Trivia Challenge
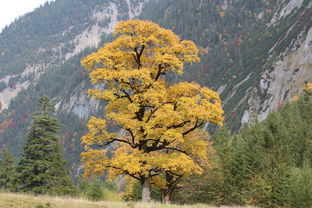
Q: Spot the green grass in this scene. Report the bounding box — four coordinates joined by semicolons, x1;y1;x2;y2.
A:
0;192;256;208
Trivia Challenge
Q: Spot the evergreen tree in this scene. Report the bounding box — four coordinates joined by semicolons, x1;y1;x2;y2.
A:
15;96;73;195
204;126;234;205
0;147;16;190
227;124;269;205
288;166;312;208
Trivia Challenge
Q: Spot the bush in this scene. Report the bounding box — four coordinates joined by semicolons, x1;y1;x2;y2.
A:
78;177;121;201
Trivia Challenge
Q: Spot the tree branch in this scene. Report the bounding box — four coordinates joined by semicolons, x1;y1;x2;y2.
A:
107;165;141;181
134;45;145;69
167;170;183;178
121;90;133;103
182;121;204;136
126;128;137;148
168;120;191;129
99;137;132;147
164;147;190;155
145;101;175;124
154;64;164;81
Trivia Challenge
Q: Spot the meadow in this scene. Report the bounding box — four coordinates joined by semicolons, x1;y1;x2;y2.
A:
0;192;256;208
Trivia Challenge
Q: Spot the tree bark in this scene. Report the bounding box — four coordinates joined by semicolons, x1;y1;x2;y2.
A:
162;189;171;204
141;176;151;202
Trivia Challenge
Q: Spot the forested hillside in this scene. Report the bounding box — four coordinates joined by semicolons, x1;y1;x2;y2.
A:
0;0;311;171
171;86;312;207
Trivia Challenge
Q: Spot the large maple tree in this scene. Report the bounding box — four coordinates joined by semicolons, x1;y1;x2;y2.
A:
81;19;223;202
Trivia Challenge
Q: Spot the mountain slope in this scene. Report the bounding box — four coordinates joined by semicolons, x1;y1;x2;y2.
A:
0;0;148;110
140;0;312;130
0;0;311;170
0;0;149;167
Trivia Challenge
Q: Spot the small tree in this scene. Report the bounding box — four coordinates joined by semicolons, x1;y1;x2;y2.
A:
15;96;73;195
78;177;104;201
81;20;223;202
0;147;16;190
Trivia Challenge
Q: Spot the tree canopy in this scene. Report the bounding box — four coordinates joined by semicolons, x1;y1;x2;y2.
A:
81;19;223;202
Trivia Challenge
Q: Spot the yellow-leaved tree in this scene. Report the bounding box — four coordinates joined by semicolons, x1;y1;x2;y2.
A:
80;19;223;202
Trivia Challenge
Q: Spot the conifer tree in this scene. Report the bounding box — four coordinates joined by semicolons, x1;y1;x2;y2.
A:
227;125;269;205
208;126;235;205
15;96;73;195
0;147;16;190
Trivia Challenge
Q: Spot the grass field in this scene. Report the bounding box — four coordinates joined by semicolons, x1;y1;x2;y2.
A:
0;192;256;208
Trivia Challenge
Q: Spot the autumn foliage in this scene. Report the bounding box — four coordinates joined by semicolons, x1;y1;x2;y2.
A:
80;20;223;202
305;83;312;92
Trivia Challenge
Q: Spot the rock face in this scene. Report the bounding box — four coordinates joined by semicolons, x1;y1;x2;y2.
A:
269;0;305;25
209;0;312;129
241;11;312;124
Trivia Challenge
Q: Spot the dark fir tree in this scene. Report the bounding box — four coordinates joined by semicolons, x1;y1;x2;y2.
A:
15;96;73;195
0;147;16;190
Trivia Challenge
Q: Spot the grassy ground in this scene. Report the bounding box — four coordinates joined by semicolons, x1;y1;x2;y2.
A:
0;192;255;208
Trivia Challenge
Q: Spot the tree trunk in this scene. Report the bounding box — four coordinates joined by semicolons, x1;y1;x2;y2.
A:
162;189;171;204
141;176;151;202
